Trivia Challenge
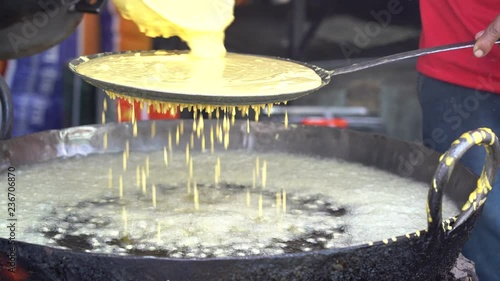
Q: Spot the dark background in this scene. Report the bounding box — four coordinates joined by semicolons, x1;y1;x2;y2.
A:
156;0;421;61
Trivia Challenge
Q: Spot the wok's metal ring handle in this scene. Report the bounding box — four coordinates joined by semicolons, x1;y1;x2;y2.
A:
427;128;500;239
0;75;13;140
73;0;107;14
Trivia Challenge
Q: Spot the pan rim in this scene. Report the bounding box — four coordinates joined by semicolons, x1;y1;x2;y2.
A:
68;50;331;106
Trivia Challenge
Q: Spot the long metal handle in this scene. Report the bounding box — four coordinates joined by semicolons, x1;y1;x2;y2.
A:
427;128;500;243
330;40;500;76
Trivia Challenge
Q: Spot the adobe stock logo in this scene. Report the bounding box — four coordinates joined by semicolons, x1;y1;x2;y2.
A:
341;0;405;60
7;0;65;54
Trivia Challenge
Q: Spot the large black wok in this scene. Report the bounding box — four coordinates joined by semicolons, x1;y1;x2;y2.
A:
0;120;498;281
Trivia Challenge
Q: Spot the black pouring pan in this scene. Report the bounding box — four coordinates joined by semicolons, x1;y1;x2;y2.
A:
0;0;107;139
0;0;106;60
0;75;12;140
68;40;500;106
0;120;498;280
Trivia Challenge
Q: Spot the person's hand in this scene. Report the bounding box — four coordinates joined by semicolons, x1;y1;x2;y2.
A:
474;14;500;57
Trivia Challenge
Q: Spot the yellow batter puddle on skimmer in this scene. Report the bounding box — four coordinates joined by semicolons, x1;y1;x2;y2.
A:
73;52;322;100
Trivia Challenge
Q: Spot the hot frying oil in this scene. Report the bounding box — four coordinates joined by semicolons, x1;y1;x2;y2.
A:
0;150;459;258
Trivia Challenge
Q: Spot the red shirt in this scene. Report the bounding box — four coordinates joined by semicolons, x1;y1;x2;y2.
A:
417;0;500;93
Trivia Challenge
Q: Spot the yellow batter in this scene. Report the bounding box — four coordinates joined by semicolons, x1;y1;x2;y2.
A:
73;51;323;98
112;0;235;58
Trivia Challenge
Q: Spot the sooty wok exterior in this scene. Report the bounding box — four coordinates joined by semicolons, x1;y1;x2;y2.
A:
0;120;497;281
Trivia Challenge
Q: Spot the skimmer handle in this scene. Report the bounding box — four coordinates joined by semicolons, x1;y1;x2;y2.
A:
330;40;500;77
